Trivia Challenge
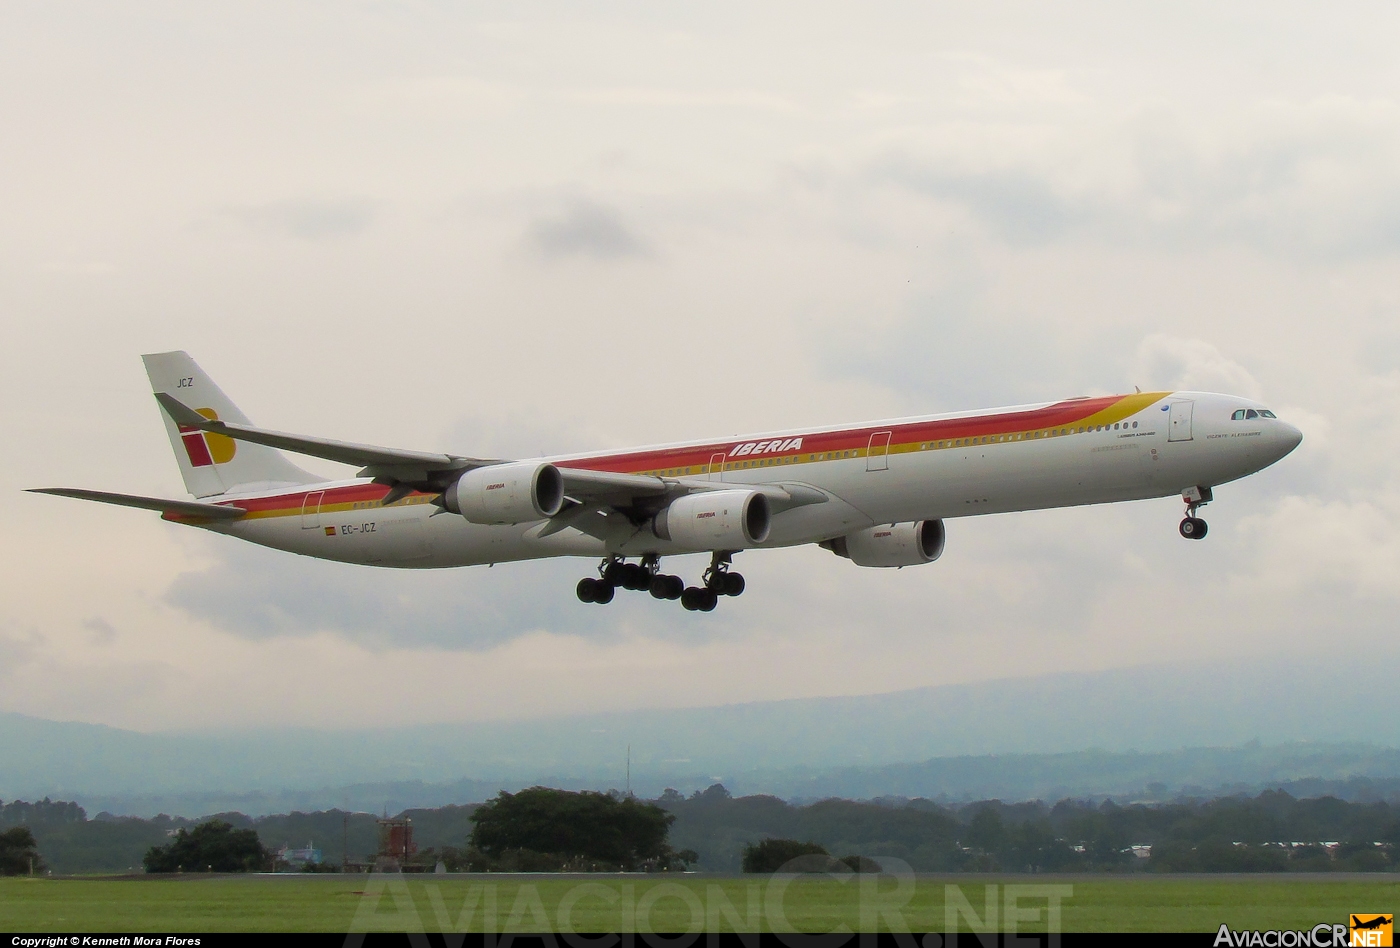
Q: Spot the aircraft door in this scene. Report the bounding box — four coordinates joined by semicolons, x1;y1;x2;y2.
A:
1168;401;1195;442
300;490;325;529
708;452;726;482
867;431;892;471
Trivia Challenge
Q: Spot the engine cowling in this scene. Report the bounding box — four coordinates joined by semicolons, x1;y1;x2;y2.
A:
823;520;945;568
444;461;565;525
653;489;771;549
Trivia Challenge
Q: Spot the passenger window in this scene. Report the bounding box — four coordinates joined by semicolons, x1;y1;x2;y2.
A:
1231;410;1246;420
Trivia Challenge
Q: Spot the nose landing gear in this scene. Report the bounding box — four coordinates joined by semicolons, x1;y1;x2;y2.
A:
1178;486;1212;540
1178;517;1208;539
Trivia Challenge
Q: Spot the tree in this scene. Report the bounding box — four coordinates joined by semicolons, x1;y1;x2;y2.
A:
143;820;268;873
741;839;835;873
0;827;43;875
965;807;1008;854
469;787;682;871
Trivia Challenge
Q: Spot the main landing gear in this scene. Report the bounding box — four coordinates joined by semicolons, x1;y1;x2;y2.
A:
681;551;745;612
576;552;745;612
1178;486;1213;540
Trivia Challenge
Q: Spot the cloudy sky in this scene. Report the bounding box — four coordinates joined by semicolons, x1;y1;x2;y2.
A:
2;2;1397;733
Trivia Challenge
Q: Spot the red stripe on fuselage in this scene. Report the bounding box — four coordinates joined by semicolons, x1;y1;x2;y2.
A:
558;396;1124;473
229;481;397;514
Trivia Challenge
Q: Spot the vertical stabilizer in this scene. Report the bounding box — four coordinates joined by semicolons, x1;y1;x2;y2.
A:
142;351;318;497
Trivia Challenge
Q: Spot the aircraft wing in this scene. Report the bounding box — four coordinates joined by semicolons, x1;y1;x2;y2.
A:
671;477;828;513
27;488;246;521
154;392;496;487
536;475;827;539
558;468;670;501
155;392;830;517
555;470;826;510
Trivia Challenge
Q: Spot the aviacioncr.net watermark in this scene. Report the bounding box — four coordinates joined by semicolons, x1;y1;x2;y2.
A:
341;858;1072;945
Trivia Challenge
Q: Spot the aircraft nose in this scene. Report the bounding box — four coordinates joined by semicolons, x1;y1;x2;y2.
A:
1277;422;1303;456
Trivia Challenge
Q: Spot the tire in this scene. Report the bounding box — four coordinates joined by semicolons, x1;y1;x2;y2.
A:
723;572;746;596
649;575;670;599
593;583;615;604
1179;517;1208;539
576;578;598;603
626;564;650;590
666;575;685;599
699;589;719;612
680;587;702;611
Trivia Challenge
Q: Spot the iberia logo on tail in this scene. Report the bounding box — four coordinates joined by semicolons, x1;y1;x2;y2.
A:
178;409;236;467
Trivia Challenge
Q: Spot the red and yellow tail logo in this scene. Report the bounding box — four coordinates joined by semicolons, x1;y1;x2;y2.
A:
1351;914;1393;947
178;408;236;467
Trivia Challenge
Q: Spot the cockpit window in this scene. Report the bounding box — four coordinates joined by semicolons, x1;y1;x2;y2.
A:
1232;410;1246;420
1232;408;1276;420
1259;409;1277;418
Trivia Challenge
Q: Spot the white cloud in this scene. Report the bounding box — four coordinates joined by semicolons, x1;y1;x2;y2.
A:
218;198;377;240
523;199;651;261
1133;335;1263;398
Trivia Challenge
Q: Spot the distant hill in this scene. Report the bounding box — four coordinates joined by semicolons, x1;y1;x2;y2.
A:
40;744;1400;820
3;651;1398;816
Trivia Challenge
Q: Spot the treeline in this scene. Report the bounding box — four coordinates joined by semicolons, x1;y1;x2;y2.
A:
4;786;1399;875
659;785;1400;872
0;799;478;875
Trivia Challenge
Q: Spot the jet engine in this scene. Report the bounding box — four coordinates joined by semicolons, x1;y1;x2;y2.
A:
653;489;771;549
822;520;945;568
444;461;565;525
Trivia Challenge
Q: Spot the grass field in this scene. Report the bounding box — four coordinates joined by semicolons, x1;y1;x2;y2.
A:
1;874;1396;933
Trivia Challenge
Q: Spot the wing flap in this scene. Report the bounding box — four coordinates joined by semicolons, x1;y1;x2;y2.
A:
557;467;670;503
28;488;247;521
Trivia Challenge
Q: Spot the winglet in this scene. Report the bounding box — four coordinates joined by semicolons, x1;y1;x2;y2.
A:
154;391;217;430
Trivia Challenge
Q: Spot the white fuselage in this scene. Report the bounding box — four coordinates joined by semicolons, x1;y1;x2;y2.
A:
197;391;1301;569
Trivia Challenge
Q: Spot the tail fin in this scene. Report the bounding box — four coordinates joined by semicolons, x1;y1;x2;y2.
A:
143;351;318;497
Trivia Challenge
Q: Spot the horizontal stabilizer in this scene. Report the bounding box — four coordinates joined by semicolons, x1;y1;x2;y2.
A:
27;488;247;521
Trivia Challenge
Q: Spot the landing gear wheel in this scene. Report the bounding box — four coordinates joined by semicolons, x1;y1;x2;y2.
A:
576;578;599;603
680;587;703;611
649;574;670;599
698;588;719;611
722;572;745;597
1178;517;1208;540
593;582;615;603
602;561;625;586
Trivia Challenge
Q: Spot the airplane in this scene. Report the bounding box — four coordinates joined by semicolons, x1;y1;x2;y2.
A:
1351;916;1392;931
29;351;1302;612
